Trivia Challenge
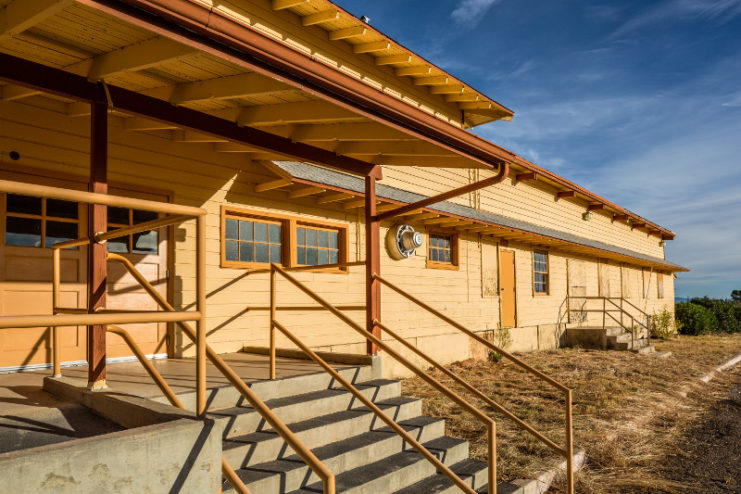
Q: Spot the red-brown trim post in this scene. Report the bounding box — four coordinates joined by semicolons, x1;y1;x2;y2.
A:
87;100;108;389
365;173;381;355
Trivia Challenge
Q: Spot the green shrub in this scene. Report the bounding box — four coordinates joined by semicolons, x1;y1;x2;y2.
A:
650;307;676;339
675;302;717;335
488;324;512;362
690;297;741;333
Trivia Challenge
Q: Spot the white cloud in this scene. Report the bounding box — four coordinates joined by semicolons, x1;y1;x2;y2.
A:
451;0;502;26
611;0;741;39
722;91;741;107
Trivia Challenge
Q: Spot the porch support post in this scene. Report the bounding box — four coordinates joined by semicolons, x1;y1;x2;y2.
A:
87;100;108;389
365;172;381;355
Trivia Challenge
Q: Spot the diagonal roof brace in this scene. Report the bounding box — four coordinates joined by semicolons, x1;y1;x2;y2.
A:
373;162;510;222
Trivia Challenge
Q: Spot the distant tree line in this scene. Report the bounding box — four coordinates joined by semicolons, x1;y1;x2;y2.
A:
675;290;741;335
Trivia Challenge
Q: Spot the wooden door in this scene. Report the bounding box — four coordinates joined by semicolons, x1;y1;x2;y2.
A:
499;250;516;327
105;186;170;359
0;176;88;369
0;174;170;369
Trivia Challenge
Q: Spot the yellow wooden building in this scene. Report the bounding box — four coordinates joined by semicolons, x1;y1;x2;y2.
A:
0;1;686;492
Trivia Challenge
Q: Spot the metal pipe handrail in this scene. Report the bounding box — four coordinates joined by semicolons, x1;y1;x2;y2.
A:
270;263;496;494
105;253;335;494
374;321;565;456
373;273;574;494
0;310;201;329
0;179;205;216
5;177;211;416
105;325;251;494
95;214;191;243
246;260;366;275
272;320;483;494
570;296;650;325
375;275;569;392
603;298;649;331
246;305;366;311
53;214;195;251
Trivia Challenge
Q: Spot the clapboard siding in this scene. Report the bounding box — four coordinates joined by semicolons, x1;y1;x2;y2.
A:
382;166;666;259
0;99;676;369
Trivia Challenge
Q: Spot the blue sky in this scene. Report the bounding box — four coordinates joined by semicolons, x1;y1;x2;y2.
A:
337;0;741;299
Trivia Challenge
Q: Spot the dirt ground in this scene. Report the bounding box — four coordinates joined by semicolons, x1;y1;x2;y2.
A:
660;380;741;493
400;334;741;493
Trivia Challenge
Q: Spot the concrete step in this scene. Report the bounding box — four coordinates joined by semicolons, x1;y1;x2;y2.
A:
393;458;490;493
152;365;374;411
604;326;625;337
223;419;454;493
289;442;471;494
632;344;656;355
607;333;633;346
612;336;650;351
223;396;422;467
210;379;400;439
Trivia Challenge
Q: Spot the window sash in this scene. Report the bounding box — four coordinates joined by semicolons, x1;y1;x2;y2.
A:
428;233;454;264
296;225;340;266
533;251;549;294
221;208;347;271
224;216;282;265
4;194;80;249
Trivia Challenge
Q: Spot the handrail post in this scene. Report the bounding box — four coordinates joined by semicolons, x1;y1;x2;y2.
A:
566;295;570;324
196;215;207;417
270;264;277;380
52;248;62;378
488;421;497;494
565;389;574;494
364;175;381;355
602;297;606;330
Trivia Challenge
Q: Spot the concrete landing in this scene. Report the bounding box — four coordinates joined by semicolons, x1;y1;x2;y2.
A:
0;402;122;454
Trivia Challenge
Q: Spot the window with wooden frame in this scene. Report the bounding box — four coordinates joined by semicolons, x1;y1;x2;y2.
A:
426;231;458;269
106;206;160;255
3;193;81;249
657;273;664;299
296;224;341;266
533;250;549;295
221;206;348;271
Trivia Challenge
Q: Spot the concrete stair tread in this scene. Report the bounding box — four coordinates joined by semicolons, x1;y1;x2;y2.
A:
209;379;400;437
608;333;633;343
222;423;460;492
288;444;469;494
393;458;489;494
632;345;655;354
222;397;421;467
153;364;374;410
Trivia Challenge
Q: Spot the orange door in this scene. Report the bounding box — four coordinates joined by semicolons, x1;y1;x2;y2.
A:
0;176;170;369
105;186;170;359
499;250;516;327
0;177;88;369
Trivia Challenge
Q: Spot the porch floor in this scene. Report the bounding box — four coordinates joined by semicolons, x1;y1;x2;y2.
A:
0;352;357;417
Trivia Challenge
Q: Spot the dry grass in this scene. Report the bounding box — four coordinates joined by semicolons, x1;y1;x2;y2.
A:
400;334;741;493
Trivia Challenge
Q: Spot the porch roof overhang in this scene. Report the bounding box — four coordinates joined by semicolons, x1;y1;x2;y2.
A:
0;0;675;239
265;160;689;273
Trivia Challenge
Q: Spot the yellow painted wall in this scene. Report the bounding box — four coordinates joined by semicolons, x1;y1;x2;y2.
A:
382;166;666;259
0;99;677;377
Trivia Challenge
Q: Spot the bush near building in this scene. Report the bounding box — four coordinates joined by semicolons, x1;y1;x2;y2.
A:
675;291;741;335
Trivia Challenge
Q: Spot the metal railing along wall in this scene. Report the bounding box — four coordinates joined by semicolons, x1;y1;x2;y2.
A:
566;295;651;339
269;263;494;494
0;179;207;416
100;254;336;494
373;274;575;494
